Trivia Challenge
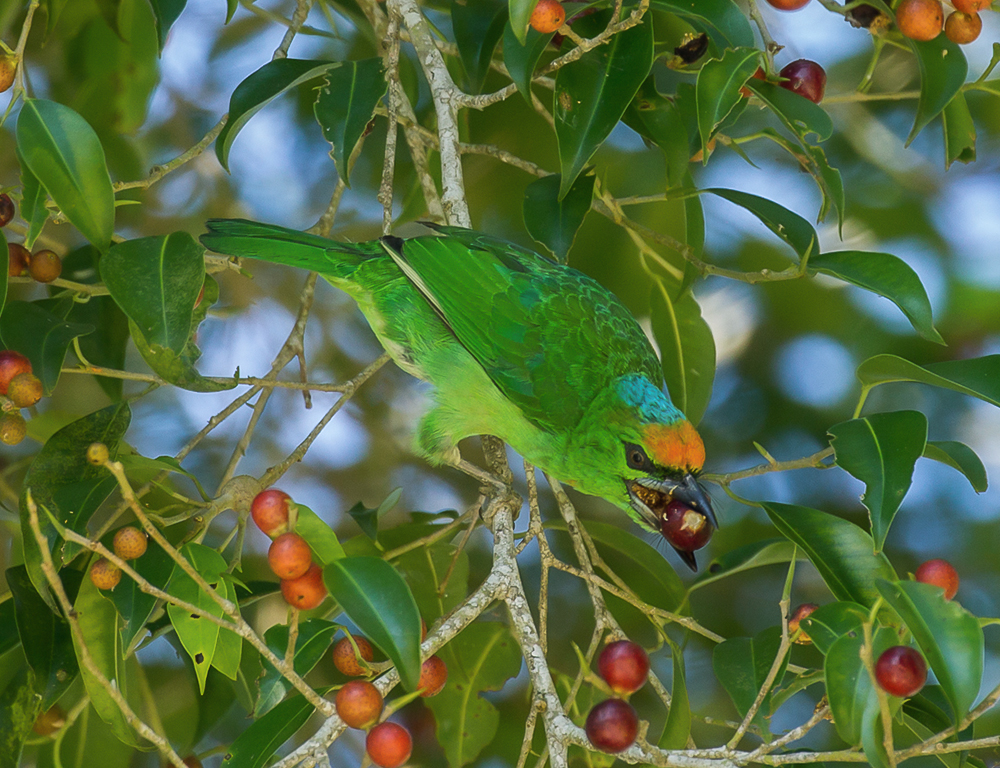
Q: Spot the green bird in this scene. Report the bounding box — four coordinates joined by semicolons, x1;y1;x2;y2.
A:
200;220;716;569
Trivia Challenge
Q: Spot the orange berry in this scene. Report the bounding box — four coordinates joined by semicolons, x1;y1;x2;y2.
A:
896;0;943;40
268;532;313;579
915;558;959;600
530;0;565;33
280;563;326;610
945;10;982;43
332;635;375;676
952;0;989;12
764;0;811;9
788;603;819;644
366;722;413;768
418;655;448;697
28;249;62;283
113;526;148;560
251;488;291;537
335;680;384;728
8;242;29;276
90;558;122;590
0;55;14;94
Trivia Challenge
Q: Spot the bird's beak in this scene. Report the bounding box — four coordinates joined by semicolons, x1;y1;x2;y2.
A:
626;473;718;531
673;547;699;572
672;473;717;529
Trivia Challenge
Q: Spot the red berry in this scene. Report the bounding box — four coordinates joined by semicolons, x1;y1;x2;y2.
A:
945;11;982;43
90;559;122;590
788;603;819;644
953;0;989;11
418;655;448;697
597;640;649;695
915;559;959;600
251;488;291;537
28;249;62;283
660;500;713;554
113;526;148;560
530;0;565;33
366;722;413;768
0;194;14;227
585;698;638;753
764;0;810;10
335;680;384;729
779;59;826;104
0;350;32;395
896;0;943;40
268;532;313;579
332;635;375;676
280;563;326;610
8;243;29;276
8;372;42;408
875;646;927;698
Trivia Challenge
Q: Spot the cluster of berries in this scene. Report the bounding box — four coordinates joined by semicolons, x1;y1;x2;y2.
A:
0;350;43;446
789;558;960;698
250;489;328;609
585;639;649;753
89;523;149;590
332;630;448;767
5;195;63;283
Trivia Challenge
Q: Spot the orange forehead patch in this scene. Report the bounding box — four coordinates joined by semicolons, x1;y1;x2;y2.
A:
643;421;705;472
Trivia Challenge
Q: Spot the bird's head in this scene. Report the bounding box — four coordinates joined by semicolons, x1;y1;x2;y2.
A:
570;375;716;570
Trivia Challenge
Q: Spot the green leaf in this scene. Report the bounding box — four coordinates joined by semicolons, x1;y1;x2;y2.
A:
712;626;785;734
824;626;894;747
221;688;326;768
100;232;205;354
216;59;339;171
508;0;534;44
649;0;754;48
554;10;653;198
0;598;17;656
20;403;131;610
147;0;187;52
876;580;984;722
922;441;987;493
747;79;833;143
453;0;508;94
256;619;336;717
225;0;237;23
107;535;175;656
323;556;422;690
15;99;115;250
502;22;554;104
704;188;817;259
425;622;522;767
691;539;802;592
650;285;716;426
829;411;928;552
212;577;243;680
624;79;690;189
809;251;944;344
856;354;1000;407
762;502;897;607
0;665;40;768
802;601;869;656
756;127;844;227
17;149;47;250
294;504;346;564
523;171;595;261
8;565;79;707
345;488;400;542
314;58;387;187
659;637;691;750
942;92;976;169
0;300;94;395
395;540;470;623
907;35;967;145
695;48;760;161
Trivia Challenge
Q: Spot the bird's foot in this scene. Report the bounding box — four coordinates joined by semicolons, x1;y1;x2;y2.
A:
450;459;519;529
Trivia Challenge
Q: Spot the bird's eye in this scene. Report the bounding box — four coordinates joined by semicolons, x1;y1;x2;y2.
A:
624;443;650;471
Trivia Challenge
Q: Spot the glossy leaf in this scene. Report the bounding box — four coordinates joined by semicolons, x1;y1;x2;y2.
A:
19;403;131;609
147;0;187;52
763;502;897;607
554;11;652;198
221;688;326;768
659;637;691;750
809;251;944;343
396;540;470;622
453;0;508;94
712;626;784;733
0;665;39;768
695;48;760;161
942;92;976;169
216;59;339;171
757;127;844;227
650;285;716;426
691;539;801;591
704;188;816;259
314;58;386;186
346;487;400;542
625;79;690;189
17;149;47;249
824;626;894;748
508;0;534;44
523;171;595;261
425;622;522;767
801;601;868;655
877;579;984;722
829;410;927;552
922;440;987;493
907;36;967;145
107;535;175;656
212;577;242;680
856;354;1000;407
255;619;336;717
294;504;346;564
323;556;422;690
16;99;115;250
101;232;204;354
650;0;754;48
0;299;94;395
747;79;833;143
503;22;554;103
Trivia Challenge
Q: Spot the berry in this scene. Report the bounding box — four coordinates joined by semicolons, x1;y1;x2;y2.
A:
788;603;819;644
113;526;148;560
585;698;638;753
953;0;989;12
280;563;326;610
597;640;649;695
32;705;66;736
945;11;982;43
740;67;766;98
0;412;26;445
8;243;30;276
418;655;448;697
659;500;714;559
764;0;810;10
268;532;313;579
0;194;14;227
90;558;122;590
895;0;943;41
0;350;32;395
779;59;826;104
0;55;14;94
366;722;413;768
335;680;384;729
915;558;959;600
251;488;292;537
530;0;565;33
333;634;375;676
8;372;42;408
87;442;110;465
182;757;202;768
28;250;61;283
875;646;927;698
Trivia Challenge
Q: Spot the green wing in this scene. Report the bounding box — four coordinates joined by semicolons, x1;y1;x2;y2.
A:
386;230;663;431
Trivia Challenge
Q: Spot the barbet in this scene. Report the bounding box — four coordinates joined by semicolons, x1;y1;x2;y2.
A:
201;221;716;569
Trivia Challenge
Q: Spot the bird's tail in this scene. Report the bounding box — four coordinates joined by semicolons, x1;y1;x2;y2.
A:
200;218;383;279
